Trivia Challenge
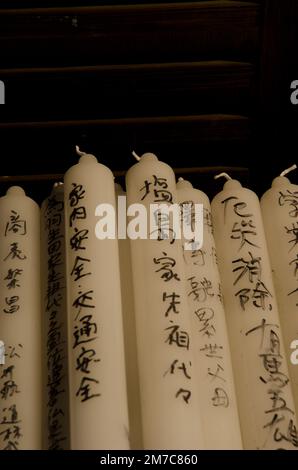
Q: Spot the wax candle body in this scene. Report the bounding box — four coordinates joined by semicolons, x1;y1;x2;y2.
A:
0;186;42;450
177;179;242;449
211;179;298;450
126;153;204;450
64;154;129;449
41;183;70;449
261;176;298;415
115;183;143;450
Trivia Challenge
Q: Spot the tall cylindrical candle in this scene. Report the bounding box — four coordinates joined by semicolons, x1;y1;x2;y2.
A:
177;179;242;449
41;182;70;449
126;153;204;450
64;150;129;449
0;186;42;450
261;170;298;415
211;177;298;450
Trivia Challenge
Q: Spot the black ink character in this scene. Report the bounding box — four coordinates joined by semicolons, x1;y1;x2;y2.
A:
153;252;180;282
3;243;26;261
75;376;100;402
5;211;26;236
162;292;181;316
69;183;86;207
212;387;229;408
165;325;190;349
175;388;191;404
163;359;191;379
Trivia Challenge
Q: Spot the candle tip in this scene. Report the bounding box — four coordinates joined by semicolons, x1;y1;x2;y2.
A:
75;146;98;163
6;186;26;197
75;145;86;157
280;164;297;177
214;172;232;181
132;151;141;161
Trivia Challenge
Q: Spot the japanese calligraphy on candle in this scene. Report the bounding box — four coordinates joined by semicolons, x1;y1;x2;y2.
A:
2;210;26;316
67;182;100;404
142;175;193;405
177;180;242;450
126;153;204;450
278;189;298;301
0;343;23;449
0;208;27;450
261;173;298;417
0;186;42;450
153;250;192;404
212;179;298;449
41;185;69;449
65;150;129;450
183;203;229;404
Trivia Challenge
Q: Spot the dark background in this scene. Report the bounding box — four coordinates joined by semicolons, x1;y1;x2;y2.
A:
0;0;297;202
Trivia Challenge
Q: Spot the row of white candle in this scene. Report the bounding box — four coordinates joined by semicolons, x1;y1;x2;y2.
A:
0;150;297;450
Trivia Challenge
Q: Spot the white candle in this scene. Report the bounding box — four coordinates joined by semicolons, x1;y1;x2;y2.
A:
115;183;143;450
126;152;205;450
211;175;298;450
64;148;129;449
0;186;42;450
41;182;70;449
260;165;298;415
177;178;242;449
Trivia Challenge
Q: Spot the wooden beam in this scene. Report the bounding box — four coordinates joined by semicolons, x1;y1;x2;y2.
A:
0;61;255;120
0;166;249;182
0;1;260;66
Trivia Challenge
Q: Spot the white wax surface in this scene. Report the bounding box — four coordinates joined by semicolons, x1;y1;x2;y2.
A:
211;180;298;449
126;154;205;450
261;176;298;416
0;186;42;450
64;155;129;449
177;179;242;449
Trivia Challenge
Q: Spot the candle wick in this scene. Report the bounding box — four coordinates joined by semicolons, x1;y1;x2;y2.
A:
132;151;141;161
280;164;297;177
214;172;232;181
76;145;87;157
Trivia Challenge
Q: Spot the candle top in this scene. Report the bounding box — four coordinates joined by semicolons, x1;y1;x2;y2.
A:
6;186;26;197
270;164;297;188
176;178;193;190
78;154;98;165
76;145;98;164
214;172;243;191
222;179;243;190
139;152;158;163
271;164;297;188
132;150;158;163
271;176;291;188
